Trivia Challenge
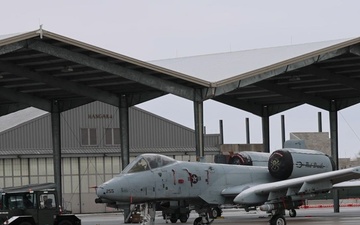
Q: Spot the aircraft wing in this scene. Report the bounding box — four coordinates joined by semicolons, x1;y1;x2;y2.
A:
333;179;360;188
233;166;360;205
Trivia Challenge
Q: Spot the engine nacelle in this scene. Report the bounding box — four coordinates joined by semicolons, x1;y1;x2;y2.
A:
268;148;335;180
229;151;270;167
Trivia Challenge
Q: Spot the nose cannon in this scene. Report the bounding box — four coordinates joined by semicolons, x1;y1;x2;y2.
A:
96;185;105;197
95;184;114;204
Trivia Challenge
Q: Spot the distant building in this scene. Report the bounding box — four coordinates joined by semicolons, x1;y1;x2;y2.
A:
0;101;221;213
290;132;360;169
290;132;331;156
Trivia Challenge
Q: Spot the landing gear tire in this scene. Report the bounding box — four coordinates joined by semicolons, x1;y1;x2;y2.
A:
270;214;286;225
193;217;203;225
170;218;178;223
208;207;222;219
289;209;296;217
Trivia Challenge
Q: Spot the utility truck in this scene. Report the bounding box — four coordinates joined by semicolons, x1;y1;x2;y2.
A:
0;183;81;225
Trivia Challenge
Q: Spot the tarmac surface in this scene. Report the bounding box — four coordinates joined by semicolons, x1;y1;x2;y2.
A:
78;207;360;225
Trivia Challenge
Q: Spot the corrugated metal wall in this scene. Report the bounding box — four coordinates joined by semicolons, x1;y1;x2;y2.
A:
0;101;220;150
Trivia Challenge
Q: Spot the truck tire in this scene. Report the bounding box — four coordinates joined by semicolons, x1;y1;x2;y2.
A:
58;220;72;225
179;213;189;223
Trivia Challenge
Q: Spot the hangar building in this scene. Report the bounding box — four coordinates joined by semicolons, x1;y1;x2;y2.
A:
0;101;221;213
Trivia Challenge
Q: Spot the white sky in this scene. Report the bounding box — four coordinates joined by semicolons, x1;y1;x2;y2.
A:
2;0;360;158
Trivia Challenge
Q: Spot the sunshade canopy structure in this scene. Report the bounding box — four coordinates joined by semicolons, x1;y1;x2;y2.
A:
0;29;211;116
2;29;360;117
2;28;360;212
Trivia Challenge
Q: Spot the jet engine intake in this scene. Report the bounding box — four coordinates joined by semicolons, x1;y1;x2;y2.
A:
229;151;270;167
268;148;335;180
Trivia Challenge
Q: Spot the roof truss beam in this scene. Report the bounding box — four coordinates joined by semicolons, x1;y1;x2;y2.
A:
255;81;330;110
0;102;30;117
0;60;120;106
266;102;303;116
0;41;27;56
336;97;360;110
57;98;94;112
300;65;360;91
0;86;51;111
349;45;360;57
127;91;167;107
213;95;263;116
28;41;199;101
213;95;302;116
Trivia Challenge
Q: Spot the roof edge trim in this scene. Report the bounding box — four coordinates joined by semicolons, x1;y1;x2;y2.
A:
0;29;39;46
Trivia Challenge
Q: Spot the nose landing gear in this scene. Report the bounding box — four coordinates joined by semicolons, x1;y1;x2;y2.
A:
193;212;214;225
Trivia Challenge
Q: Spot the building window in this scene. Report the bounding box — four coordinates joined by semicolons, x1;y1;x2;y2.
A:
81;128;97;146
105;128;120;145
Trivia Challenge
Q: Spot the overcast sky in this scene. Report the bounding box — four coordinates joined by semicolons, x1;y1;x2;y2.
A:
2;0;360;158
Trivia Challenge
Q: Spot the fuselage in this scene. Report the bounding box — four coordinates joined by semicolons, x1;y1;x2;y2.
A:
96;154;277;206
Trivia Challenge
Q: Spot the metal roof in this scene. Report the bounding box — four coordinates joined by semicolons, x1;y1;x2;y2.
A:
153;37;360;116
0;28;210;116
0;107;46;132
151;38;352;83
2;28;360;118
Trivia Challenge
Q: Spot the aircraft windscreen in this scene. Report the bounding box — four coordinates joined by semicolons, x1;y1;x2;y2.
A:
122;154;176;174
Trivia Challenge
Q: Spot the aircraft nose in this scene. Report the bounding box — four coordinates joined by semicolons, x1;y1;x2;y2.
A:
96;183;107;198
95;183;115;204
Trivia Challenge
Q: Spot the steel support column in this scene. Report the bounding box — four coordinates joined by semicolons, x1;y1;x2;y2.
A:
330;100;339;213
119;95;130;169
194;101;204;161
262;106;270;152
119;95;131;223
246;118;250;144
318;112;323;132
281;115;285;148
219;120;224;145
77;157;82;213
51;100;62;207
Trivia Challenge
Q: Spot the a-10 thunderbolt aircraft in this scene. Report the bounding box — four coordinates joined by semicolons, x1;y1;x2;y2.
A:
95;148;360;225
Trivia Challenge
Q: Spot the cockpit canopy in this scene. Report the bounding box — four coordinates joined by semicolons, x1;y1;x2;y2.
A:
122;154;176;174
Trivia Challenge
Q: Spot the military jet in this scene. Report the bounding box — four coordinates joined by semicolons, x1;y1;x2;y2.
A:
95;148;360;225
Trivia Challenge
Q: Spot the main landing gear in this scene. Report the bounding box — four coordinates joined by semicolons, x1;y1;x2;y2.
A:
288;208;296;217
269;209;287;225
193;206;221;225
269;214;286;225
267;208;297;225
260;202;299;225
208;207;222;219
